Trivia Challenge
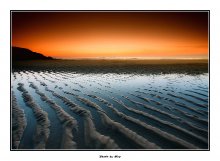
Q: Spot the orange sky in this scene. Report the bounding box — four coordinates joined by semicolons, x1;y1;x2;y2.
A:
12;12;209;59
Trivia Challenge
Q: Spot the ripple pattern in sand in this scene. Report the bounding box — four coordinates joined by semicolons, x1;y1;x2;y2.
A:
11;71;209;149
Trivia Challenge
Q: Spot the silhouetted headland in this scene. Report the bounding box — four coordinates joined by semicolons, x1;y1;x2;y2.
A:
12;47;54;62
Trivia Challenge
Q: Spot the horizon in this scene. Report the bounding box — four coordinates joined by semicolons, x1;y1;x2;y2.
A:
12;46;208;61
52;56;209;60
12;11;208;59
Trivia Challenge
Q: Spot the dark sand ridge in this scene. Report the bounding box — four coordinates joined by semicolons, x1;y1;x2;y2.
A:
125;95;189;121
111;97;207;147
167;93;207;109
136;89;208;103
136;91;208;130
119;98;207;136
87;84;208;138
12;91;27;149
179;92;208;103
198;87;209;92
123;95;208;135
33;70;207;130
29;83;78;149
193;88;208;93
39;70;208;139
129;93;205;116
87;94;199;149
131;91;208;124
37;73;56;83
185;90;208;97
133;90;208;125
173;108;208;126
17;83;50;149
197;86;208;90
62;90;159;149
174;102;207;116
55;90;157;149
99;111;160;149
80;88;199;148
49;90;120;149
125;96;208;131
76;95;159;149
90;84;206;128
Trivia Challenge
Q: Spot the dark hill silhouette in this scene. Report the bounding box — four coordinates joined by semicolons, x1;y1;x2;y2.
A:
12;47;54;61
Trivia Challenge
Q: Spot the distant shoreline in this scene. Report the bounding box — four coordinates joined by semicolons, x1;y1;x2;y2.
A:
13;58;208;63
46;58;208;64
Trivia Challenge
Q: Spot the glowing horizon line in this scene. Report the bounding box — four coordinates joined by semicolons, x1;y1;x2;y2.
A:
55;56;208;60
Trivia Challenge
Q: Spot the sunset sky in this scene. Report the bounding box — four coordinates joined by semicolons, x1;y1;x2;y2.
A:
12;11;209;59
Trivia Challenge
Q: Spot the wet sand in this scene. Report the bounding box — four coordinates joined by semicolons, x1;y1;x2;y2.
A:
11;59;209;150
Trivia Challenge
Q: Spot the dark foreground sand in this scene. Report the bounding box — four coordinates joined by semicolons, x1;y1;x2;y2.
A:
12;59;208;74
